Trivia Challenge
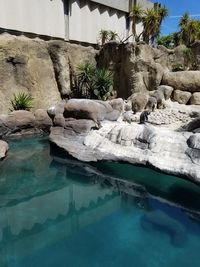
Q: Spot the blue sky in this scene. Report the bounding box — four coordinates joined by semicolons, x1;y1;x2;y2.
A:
151;0;200;35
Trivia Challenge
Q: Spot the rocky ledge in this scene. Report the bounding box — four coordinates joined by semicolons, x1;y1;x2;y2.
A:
49;99;200;184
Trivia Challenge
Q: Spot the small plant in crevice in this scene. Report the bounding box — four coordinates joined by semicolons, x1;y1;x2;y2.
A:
10;92;33;111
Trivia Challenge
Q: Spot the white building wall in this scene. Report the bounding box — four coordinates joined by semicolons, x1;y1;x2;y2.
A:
0;0;65;38
69;0;129;44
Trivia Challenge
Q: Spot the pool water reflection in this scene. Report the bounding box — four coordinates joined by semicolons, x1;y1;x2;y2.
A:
0;138;199;267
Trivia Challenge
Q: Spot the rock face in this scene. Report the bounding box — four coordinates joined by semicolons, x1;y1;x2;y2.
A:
162;71;200;92
48;41;97;98
97;43;165;98
0;35;61;113
50;120;200;183
0;35;97;113
0;140;8;159
0;109;52;138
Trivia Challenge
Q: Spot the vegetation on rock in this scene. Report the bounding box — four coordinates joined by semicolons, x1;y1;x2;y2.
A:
10;92;33;111
74;62;114;100
98;30;119;46
92;68;113;100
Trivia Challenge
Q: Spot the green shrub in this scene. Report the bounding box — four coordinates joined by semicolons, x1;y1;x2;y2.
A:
10;92;33;111
92;69;113;100
75;62;96;98
74;63;113;100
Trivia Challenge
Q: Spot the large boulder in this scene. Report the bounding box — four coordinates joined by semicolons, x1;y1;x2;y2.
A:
65;119;96;134
0;110;53;137
173;90;191;104
186;134;200;165
162;71;200;92
187;133;200;149
63;99;121;123
0;35;61;113
157;85;174;100
47;101;66;118
151;89;165;109
190;92;200;105
108;98;124;113
129;93;149;113
0;140;8;159
183;117;200;132
54;114;65;127
34;109;52;131
5;110;35;130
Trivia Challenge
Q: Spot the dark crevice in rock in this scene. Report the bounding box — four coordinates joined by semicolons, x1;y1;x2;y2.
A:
47;45;66;99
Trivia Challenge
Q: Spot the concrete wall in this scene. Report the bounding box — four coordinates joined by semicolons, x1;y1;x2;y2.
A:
68;0;130;44
0;0;153;43
137;0;154;10
90;0;130;12
0;0;66;38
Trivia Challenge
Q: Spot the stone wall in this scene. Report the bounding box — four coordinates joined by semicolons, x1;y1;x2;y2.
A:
0;34;200;114
97;41;200;104
0;34;97;113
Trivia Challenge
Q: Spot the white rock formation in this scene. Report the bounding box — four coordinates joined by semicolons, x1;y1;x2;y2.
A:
50;120;200;183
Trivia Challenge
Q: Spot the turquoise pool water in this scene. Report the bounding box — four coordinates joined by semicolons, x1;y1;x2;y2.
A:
0;138;200;267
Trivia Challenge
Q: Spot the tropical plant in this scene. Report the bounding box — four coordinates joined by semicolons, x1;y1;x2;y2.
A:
177;13;200;46
130;4;144;41
99;29;110;46
92;69;113;100
108;31;119;41
179;12;190;46
129;4;168;45
10;92;33;111
75;63;113;100
76;62;96;98
157;34;174;48
142;8;160;44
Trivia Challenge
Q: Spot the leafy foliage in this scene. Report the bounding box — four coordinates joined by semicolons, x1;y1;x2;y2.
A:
159;13;200;49
92;69;113;100
74;62;113;100
75;62;95;99
130;4;144;41
98;30;119;45
108;31;119;41
157;34;174;48
98;30;110;46
10;92;33;111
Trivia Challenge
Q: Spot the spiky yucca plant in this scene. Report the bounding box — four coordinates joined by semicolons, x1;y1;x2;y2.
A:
10;92;33;111
92;69;113;100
